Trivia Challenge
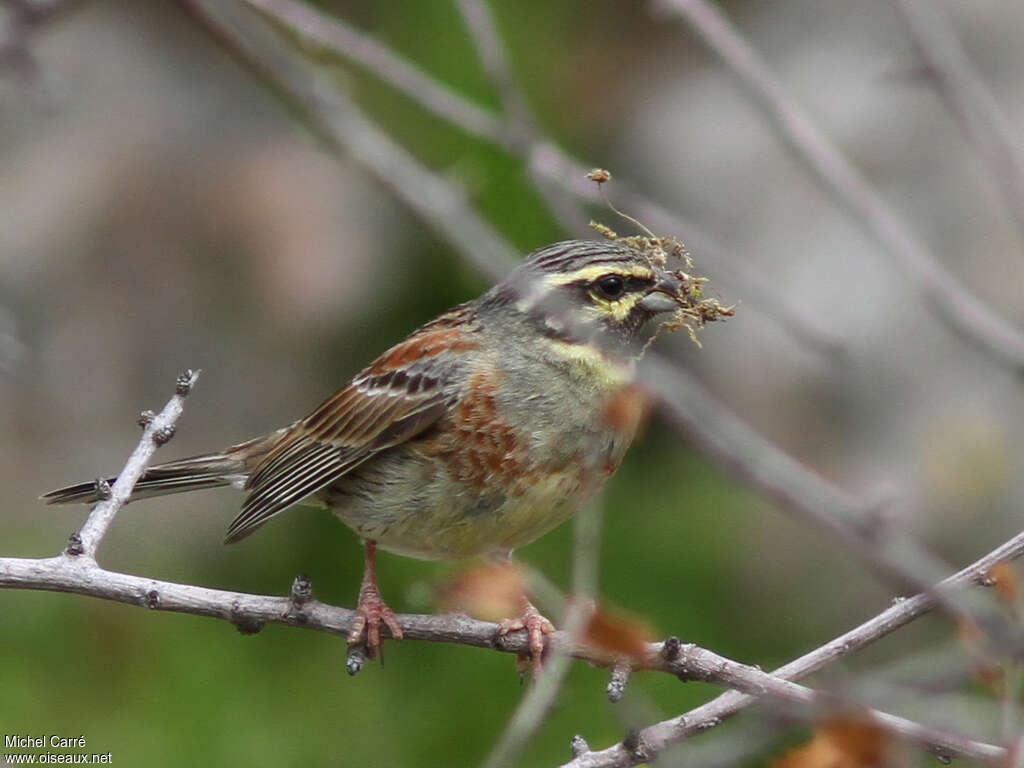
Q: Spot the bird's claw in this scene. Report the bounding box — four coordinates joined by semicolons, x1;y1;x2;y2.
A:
498;602;555;679
348;582;403;659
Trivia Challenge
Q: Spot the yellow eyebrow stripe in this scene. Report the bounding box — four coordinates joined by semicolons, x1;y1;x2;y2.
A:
541;264;654;286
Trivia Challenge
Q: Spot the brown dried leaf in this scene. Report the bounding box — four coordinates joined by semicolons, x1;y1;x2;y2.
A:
771;717;889;768
988;561;1019;608
602;384;650;438
439;562;525;622
582;605;653;662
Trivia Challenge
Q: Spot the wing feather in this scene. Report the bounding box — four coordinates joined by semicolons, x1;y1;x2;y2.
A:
224;306;477;543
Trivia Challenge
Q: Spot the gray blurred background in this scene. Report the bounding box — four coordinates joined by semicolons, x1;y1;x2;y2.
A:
2;0;1023;764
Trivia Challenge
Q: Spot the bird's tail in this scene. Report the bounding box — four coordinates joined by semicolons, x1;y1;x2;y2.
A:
40;429;289;506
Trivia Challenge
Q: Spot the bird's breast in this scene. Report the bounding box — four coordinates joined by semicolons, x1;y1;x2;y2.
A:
327;348;648;560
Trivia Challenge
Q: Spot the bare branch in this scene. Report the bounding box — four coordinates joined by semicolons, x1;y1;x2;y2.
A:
481;499;606;766
186;0;1003;643
641;352;1000;629
0;0;89;81
482;602;587;768
57;5;1013;764
178;0;519;282
666;643;1003;763
0;544;1009;765
241;0;846;360
454;0;592;239
247;0;506;143
560;529;1024;767
652;0;1024;372
894;0;1024;249
74;369;199;560
454;0;533;139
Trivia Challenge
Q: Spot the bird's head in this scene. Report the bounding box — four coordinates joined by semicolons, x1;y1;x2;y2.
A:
487;238;715;357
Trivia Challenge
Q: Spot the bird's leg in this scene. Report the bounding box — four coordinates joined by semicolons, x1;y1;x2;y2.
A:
497;593;556;679
348;540;403;657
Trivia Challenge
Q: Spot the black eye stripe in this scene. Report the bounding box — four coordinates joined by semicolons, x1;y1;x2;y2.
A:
571;275;654;298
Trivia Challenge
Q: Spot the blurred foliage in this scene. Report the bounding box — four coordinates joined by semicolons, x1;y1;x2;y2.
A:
2;0;1022;765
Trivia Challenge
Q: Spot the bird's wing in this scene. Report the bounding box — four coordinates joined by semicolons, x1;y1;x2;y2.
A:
224;306;478;543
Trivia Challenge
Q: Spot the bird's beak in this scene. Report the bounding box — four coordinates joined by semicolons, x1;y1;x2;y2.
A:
638;275;683;313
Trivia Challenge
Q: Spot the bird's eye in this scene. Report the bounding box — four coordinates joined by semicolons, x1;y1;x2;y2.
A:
593;275;626;300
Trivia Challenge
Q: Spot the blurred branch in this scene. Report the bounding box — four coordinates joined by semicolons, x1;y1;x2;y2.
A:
453;0;533;139
8;372;1018;765
66;3;1012;764
482;501;604;768
250;0;505;142
642;355;999;631
177;0;518;281
563;529;1024;767
893;0;1024;250
76;370;200;559
242;0;847;361
652;0;1024;373
0;0;89;80
192;0;1012;661
0;534;1013;764
454;0;592;238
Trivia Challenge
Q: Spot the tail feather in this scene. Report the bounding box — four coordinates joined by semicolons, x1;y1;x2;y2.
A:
42;426;293;513
41;452;246;506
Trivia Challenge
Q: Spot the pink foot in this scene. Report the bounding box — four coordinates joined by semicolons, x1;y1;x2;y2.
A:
348;541;403;658
498;599;555;678
348;583;403;655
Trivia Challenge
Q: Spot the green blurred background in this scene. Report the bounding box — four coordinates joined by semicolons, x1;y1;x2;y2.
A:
3;0;1024;765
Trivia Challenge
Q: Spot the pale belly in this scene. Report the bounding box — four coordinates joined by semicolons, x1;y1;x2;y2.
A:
320;444;610;561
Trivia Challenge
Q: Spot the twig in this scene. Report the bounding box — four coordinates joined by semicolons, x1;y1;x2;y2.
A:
0;543;1009;764
454;0;592;238
527;142;845;356
454;0;532;140
560;529;1024;767
0;0;89;80
894;0;1024;250
248;0;505;143
75;369;199;559
606;664;631;704
190;0;1008;653
481;498;606;767
241;0;846;360
642;352;993;628
178;0;519;283
127;4;1017;763
667;643;1003;763
652;0;1024;372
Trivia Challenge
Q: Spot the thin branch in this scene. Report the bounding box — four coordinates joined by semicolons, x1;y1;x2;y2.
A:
652;0;1024;373
529;142;845;357
100;4;1017;763
667;643;1003;763
642;353;999;632
242;0;847;361
894;0;1024;250
76;370;199;559
0;0;90;80
178;0;519;283
0;544;1009;764
561;529;1024;767
454;0;592;239
250;0;506;143
454;0;533;139
482;498;605;768
190;0;1005;649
